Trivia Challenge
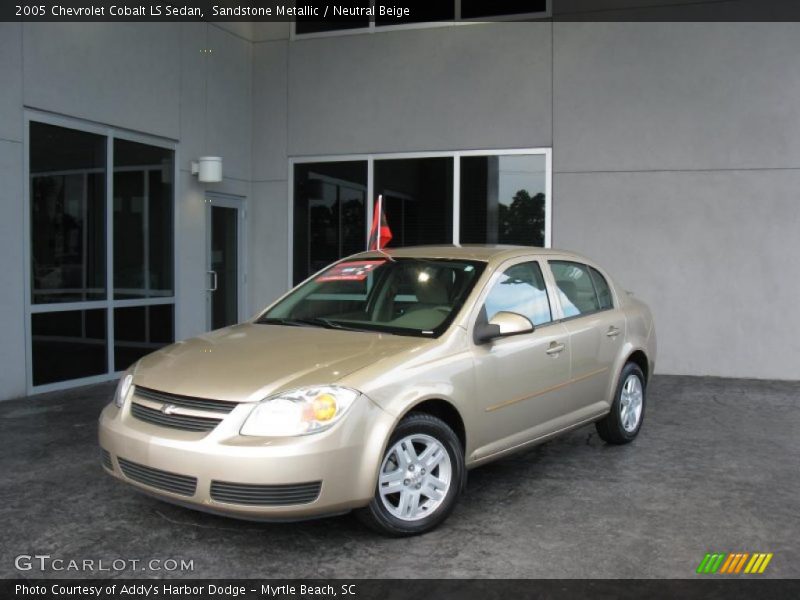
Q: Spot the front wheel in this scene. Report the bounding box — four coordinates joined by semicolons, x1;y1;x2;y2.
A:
356;412;464;536
595;362;646;444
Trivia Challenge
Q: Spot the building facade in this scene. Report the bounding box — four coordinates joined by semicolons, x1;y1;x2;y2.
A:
1;16;798;400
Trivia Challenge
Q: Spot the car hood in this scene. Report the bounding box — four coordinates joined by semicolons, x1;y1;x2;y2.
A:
132;323;424;402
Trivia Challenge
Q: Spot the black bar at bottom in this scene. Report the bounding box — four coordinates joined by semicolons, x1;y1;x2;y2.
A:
2;579;799;600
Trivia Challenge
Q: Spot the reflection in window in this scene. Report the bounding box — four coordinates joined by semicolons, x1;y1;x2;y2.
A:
293;161;367;285
30;122;106;304
32;309;107;385
114;305;174;370
374;157;453;248
460;155;546;247
551;261;602;317
484;261;551;326
113;139;174;299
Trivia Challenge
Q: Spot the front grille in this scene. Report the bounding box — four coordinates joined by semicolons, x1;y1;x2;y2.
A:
118;457;197;497
131;402;222;432
134;386;239;414
101;449;113;470
210;481;322;506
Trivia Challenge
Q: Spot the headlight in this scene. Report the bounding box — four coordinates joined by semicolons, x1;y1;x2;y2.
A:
114;372;134;408
240;386;360;437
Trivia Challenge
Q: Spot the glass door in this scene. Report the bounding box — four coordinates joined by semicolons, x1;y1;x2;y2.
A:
207;195;244;330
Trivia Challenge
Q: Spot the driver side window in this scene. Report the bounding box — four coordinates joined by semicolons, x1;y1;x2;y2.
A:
484;261;552;326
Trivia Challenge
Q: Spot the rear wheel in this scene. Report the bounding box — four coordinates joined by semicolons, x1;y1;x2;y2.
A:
356;412;464;536
596;362;646;444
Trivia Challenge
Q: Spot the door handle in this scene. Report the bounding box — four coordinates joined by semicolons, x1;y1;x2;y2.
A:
207;270;218;292
546;342;566;356
606;326;621;338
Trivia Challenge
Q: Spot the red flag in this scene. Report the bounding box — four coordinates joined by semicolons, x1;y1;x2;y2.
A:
368;195;393;250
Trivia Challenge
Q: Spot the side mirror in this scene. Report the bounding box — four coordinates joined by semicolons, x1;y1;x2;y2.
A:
474;311;534;344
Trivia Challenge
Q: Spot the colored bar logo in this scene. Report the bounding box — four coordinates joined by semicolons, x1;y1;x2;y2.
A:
696;552;773;574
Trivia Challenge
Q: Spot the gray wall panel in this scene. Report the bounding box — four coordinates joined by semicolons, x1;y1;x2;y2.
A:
554;22;800;172
174;172;208;342
0;23;22;142
252;41;288;182
288;23;553;155
178;23;208;173
249;180;289;312
0;141;27;399
23;23;181;138
554;169;800;379
206;26;252;182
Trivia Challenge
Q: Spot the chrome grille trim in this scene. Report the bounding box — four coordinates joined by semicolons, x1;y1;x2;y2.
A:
210;481;322;506
130;402;222;432
101;449;113;470
133;386;238;413
118;457;197;497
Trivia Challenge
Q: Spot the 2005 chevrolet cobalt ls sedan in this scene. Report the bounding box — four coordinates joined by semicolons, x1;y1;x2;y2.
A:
100;245;656;535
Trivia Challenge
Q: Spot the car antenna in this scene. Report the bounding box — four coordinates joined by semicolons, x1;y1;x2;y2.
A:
376;247;396;262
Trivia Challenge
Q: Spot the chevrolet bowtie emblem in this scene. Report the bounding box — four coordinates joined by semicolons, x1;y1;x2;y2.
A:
161;404;178;415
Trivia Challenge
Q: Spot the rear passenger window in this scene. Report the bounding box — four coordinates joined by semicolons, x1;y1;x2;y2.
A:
589;267;614;310
484;261;552;326
550;261;601;317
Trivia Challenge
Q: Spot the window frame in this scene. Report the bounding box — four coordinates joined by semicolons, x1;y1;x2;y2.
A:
290;0;551;40
23;110;178;394
288;148;552;288
547;259;616;323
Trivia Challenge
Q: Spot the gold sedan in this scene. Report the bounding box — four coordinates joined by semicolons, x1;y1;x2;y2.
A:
99;246;656;536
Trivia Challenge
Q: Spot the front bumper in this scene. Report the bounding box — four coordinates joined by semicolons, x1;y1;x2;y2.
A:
98;393;394;520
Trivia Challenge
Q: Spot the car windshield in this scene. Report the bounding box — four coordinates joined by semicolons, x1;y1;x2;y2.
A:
258;258;486;337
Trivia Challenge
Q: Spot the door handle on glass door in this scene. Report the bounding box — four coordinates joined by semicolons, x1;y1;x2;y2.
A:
208;270;218;292
546;342;566;356
606;326;621;338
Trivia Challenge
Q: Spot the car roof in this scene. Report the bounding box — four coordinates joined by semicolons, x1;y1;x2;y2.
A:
350;244;590;265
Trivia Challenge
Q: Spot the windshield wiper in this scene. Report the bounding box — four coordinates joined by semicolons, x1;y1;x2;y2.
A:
257;316;364;332
256;317;319;328
297;317;367;332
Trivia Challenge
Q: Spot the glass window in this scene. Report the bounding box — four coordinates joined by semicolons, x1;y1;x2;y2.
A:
484;261;551;326
461;0;548;19
113;139;174;299
589;267;614;310
30;122;106;304
374;157;453;248
261;258;485;337
550;261;601;318
29;121;176;388
114;305;174;370
32;309;107;385
293;161;367;285
460;154;546;247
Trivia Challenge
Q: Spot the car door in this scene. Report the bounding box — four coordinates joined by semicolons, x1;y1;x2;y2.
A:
469;259;572;461
548;260;626;416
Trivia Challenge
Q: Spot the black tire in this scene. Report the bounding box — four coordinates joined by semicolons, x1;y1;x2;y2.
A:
596;362;646;445
356;412;465;537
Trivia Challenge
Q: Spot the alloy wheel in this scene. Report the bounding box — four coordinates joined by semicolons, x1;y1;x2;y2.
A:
620;373;643;432
378;434;452;521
